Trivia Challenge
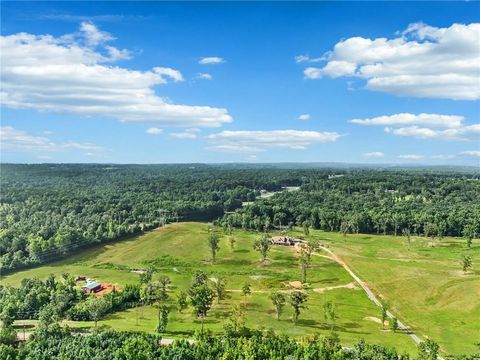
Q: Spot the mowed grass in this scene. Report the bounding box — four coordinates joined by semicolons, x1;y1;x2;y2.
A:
6;222;473;355
303;229;480;355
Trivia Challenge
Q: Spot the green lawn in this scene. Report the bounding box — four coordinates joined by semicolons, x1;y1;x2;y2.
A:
303;229;480;355
3;222;477;355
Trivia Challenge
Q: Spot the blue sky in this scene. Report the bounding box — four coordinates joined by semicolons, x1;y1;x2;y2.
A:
1;1;479;164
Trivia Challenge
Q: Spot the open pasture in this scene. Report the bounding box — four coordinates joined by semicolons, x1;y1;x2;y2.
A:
4;222;478;355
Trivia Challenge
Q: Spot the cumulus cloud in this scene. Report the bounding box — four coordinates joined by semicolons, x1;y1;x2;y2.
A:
146;127;163;135
153;67;184;82
351;113;479;141
80;21;114;47
0;23;232;128
298;114;311;121
302;22;480;100
207;130;342;153
363;151;384;158
386;124;480;140
398;154;424;160
0;126;103;153
199;57;225;65
196;72;212;80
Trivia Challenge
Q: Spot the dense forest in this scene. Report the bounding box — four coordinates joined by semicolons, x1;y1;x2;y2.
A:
222;171;480;239
1;164;479;272
0;325;477;359
0;164;300;271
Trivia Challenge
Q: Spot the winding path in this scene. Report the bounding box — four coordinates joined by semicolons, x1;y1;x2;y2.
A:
314;246;424;347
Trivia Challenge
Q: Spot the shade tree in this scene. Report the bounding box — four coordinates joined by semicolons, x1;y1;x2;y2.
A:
289;290;308;324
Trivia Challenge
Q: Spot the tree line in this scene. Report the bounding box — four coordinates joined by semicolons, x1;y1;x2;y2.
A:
1;322;477;359
1;165;478;272
221;172;480;240
0;164;302;271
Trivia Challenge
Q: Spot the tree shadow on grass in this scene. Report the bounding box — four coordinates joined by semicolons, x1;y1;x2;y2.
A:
295;320;370;335
342;322;362;329
213;310;231;319
105;313;130;320
316;277;340;285
242;302;262;310
234;249;250;254
165;330;195;336
13;324;35;330
218;259;252;266
192;318;220;326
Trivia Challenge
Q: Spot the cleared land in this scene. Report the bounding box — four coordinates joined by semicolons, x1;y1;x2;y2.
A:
2;222;478;355
309;230;480;355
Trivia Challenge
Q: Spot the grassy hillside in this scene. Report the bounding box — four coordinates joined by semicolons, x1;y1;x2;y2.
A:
310;230;480;355
2;222;478;354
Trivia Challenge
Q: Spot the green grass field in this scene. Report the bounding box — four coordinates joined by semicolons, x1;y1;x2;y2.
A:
311;230;480;355
2;222;478;355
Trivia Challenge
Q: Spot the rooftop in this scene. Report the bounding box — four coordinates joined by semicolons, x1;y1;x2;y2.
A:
82;281;101;290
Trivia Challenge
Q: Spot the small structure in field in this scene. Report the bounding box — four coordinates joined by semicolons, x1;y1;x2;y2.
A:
82;281;102;294
288;281;303;288
271;236;303;246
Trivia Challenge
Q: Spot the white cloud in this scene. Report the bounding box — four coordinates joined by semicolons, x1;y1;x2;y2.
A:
152;67;184;82
363;151;384;158
351;113;479;141
350;113;463;128
388;124;480;141
196;73;212;80
170;132;197;139
207;129;342;153
169;128;199;139
298;114;311;121
305;61;357;79
199;57;225;65
208;144;262;153
146;127;163;135
103;46;131;61
0;126;103;153
460;150;480;158
79;21;113;47
398;154;424;160
295;54;328;63
0;23;232;128
245;154;258;161
303;22;480;100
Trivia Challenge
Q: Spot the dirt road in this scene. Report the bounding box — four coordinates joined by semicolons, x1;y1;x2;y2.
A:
314;246;424;346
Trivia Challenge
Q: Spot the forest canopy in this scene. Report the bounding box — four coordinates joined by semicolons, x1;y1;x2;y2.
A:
1;164;479;272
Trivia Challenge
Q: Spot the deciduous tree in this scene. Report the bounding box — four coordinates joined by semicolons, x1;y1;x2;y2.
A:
189;285;215;330
208;233;220;263
289;290;308;324
253;236;271;262
270;291;286;320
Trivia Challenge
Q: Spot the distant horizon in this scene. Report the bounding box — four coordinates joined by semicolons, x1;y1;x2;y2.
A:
1;161;479;169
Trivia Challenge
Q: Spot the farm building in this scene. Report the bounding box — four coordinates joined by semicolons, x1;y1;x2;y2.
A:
271;236;303;246
81;281;102;294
